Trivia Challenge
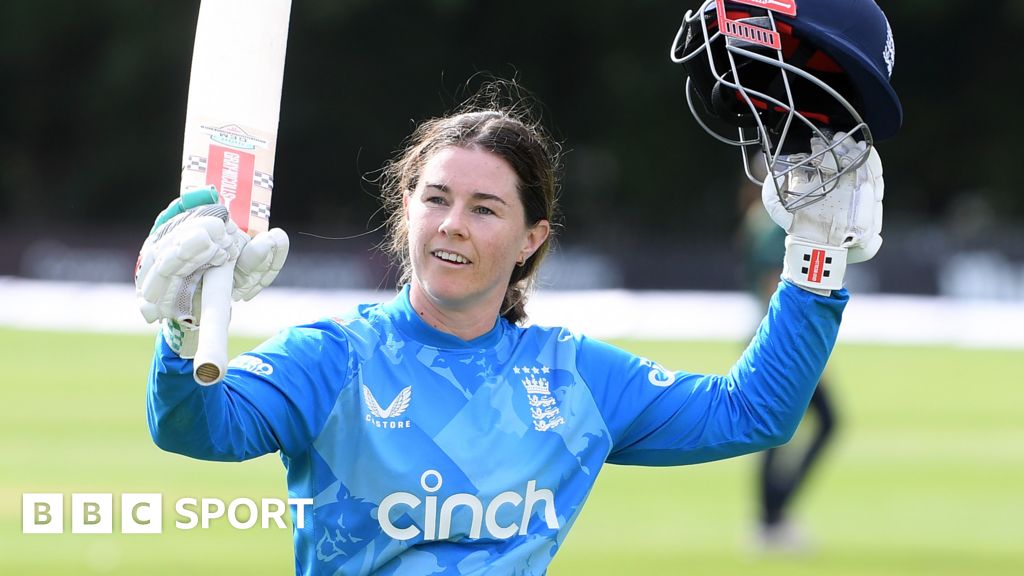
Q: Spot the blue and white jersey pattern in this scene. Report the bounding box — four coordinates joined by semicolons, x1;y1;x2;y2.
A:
148;281;846;575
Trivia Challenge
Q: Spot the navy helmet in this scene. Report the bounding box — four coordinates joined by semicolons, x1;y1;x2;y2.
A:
671;0;901;210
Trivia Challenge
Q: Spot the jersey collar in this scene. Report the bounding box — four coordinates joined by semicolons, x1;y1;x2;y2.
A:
382;284;507;350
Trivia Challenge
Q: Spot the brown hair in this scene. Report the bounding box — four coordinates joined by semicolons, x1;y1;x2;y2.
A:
381;82;561;324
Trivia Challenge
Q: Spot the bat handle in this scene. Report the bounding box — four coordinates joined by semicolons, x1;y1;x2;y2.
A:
193;262;234;385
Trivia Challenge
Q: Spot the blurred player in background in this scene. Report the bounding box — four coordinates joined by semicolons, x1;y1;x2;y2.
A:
133;0;898;572
738;170;838;552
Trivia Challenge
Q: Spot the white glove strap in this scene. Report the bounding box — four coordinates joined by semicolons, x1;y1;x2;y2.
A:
782;236;847;296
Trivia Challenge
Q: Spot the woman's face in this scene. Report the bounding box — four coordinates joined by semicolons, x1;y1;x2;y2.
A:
405;146;549;315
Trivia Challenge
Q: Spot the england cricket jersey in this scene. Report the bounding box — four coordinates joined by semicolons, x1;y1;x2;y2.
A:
149;280;846;575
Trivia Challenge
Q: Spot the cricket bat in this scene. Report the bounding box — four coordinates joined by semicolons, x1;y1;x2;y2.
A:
181;0;292;385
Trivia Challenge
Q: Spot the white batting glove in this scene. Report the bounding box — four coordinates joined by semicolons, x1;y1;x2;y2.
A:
135;194;245;356
762;132;884;295
135;188;289;356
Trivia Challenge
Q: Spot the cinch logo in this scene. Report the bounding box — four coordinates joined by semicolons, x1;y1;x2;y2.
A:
362;385;412;430
377;470;560;541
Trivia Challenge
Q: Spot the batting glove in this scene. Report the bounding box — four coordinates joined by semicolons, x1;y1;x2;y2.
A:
135;187;289;356
762;132;884;296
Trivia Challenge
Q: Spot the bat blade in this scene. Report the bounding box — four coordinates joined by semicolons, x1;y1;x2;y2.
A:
183;0;292;385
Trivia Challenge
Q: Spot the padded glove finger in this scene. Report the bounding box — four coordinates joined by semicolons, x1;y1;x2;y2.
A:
233;227;290;302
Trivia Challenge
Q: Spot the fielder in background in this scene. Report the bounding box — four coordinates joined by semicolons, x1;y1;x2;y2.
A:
738;171;838;552
134;0;898;573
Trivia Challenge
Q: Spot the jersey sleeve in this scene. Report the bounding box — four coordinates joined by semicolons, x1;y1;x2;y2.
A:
578;280;846;466
147;320;352;461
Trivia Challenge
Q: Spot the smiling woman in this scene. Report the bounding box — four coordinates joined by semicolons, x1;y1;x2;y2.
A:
403;146;551;340
380;96;560;332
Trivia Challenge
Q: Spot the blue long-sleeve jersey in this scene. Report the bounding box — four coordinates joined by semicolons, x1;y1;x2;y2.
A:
148;281;846;575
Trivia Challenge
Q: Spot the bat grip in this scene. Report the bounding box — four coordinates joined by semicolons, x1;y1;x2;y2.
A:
193;262;234;385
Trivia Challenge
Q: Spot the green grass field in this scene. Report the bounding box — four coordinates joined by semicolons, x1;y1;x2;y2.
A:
2;327;1022;575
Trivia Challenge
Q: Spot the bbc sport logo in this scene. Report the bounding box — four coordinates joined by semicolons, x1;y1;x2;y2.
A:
22;493;313;534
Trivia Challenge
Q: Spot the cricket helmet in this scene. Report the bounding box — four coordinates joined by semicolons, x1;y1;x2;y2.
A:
670;0;901;210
